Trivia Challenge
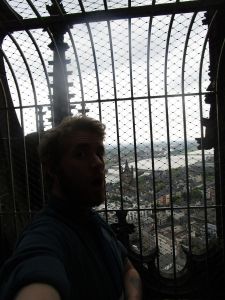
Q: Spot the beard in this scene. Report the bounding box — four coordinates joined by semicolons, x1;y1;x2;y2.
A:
57;169;105;209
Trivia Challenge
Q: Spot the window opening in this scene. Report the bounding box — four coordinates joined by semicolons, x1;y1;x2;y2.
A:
0;0;221;280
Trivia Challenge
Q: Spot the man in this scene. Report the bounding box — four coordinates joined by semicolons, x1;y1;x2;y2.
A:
0;116;142;300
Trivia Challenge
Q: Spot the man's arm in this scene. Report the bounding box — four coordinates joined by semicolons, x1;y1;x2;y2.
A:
123;258;142;300
14;283;61;300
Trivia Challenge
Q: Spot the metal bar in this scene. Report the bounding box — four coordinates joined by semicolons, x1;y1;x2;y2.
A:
8;34;39;131
198;9;217;281
128;0;132;9
1;1;224;32
26;31;53;112
77;0;99;116
26;30;52;206
26;0;71;125
106;20;124;212
85;23;102;118
146;0;160;271
103;29;110;221
164;13;177;280
78;0;85;13
97;204;222;212
128;17;143;258
0;204;220;216
68;91;211;102
78;1;102;119
7;31;46;213
7;33;42;215
67;30;85;111
215;27;225;280
0;76;18;237
1;48;31;217
1;50;24;128
181;12;197;254
0;91;210;109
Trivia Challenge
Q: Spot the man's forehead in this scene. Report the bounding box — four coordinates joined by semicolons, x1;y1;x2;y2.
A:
64;130;104;146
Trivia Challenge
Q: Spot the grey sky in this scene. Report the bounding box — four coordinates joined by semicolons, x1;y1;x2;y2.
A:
2;3;210;145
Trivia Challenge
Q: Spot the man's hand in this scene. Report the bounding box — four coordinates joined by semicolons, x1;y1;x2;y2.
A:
14;283;61;300
124;258;142;300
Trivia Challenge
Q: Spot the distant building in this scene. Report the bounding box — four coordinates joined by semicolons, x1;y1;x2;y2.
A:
157;194;170;206
121;160;134;184
207;187;215;203
194;174;202;183
127;210;153;225
158;231;173;255
173;211;186;225
157;211;169;226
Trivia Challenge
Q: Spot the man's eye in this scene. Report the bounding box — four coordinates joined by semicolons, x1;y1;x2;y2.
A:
73;151;86;158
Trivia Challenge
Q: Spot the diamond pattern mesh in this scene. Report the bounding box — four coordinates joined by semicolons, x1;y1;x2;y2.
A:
0;1;216;276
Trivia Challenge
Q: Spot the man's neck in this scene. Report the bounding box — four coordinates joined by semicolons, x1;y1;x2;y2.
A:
50;191;92;224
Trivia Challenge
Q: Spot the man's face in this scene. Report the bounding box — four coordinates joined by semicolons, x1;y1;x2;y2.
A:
54;130;105;208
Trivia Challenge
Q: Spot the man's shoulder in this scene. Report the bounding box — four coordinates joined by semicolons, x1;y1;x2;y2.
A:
22;208;64;234
15;208;73;251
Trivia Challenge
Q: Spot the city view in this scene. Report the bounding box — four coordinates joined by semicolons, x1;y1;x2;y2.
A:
99;140;215;274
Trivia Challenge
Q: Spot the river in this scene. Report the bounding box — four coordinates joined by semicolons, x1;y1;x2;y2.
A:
106;149;214;183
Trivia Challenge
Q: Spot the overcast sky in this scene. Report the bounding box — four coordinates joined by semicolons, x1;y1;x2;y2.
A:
2;3;210;147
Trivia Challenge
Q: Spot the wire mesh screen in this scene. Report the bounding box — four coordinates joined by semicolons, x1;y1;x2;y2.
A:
0;4;217;279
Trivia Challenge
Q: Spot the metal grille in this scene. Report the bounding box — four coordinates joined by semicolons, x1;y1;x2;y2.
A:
0;0;224;284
